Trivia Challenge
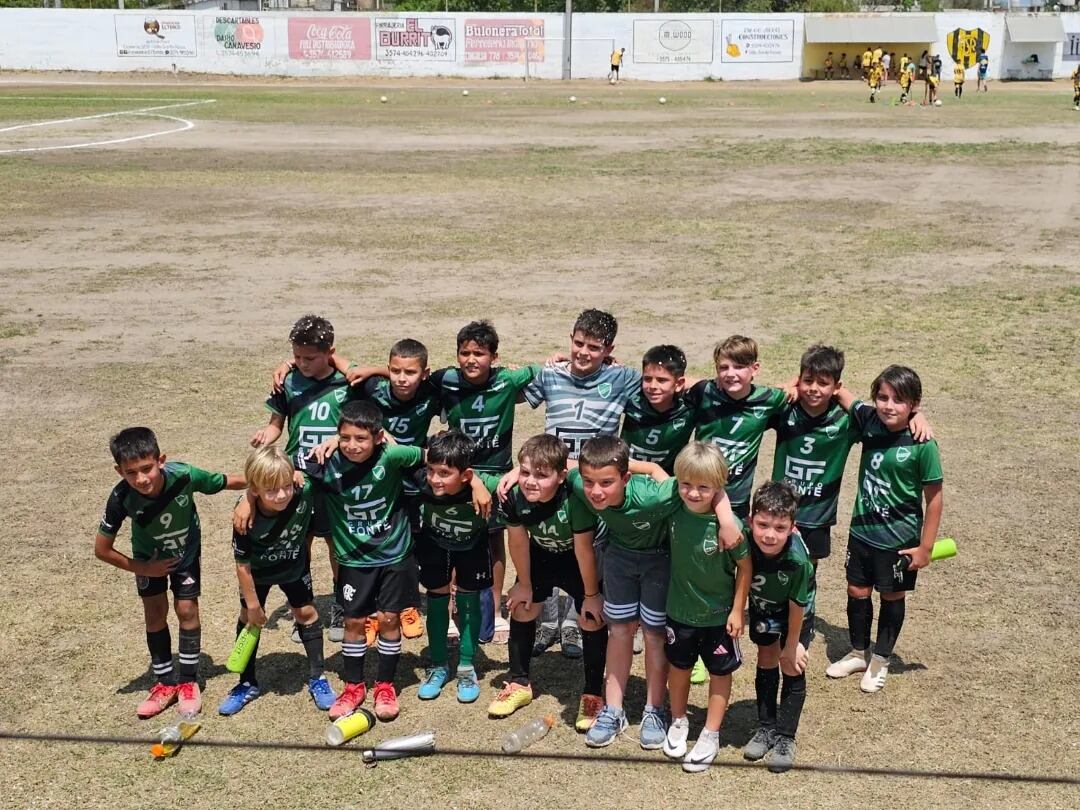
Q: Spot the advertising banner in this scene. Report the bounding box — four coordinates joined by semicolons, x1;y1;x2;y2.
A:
287;17;372;61
463;18;544;64
720;18;795;63
633;19;714;64
376;17;455;62
210;15;267;58
115;14;197;58
1066;31;1080;61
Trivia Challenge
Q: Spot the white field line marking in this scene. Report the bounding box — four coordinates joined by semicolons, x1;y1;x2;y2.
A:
0;98;215;133
0;96;201;102
0;112;195;154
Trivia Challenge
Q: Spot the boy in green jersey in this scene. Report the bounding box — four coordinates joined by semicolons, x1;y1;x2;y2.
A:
254;315;356;643
659;442;749;773
687;336;791;523
94;427;245;719
490;435;606;731
413;431;502;704
622;345;697;475
826;366;943;693
741;481;816;774
220;447;335;716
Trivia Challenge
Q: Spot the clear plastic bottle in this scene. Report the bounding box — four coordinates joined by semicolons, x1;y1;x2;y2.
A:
501;714;555;754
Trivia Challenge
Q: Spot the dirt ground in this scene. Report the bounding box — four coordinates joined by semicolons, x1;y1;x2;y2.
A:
0;74;1078;809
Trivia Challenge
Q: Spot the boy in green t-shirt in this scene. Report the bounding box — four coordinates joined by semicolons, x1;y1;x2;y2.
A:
220;447;335;716
622;345;697;475
94;427;245;719
741;481;816;774
413;430;501;704
826;366;944;693
659;442;749;773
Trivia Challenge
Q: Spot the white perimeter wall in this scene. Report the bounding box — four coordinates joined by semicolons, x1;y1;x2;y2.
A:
1;9;1078;81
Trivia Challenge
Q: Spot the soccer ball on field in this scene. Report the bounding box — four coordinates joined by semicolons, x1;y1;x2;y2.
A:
934;99;942;106
380;96;388;103
610;78;616;85
659;97;667;105
569;96;577;103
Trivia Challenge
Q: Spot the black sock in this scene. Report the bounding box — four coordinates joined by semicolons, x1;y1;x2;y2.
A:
376;634;402;683
875;598;906;658
755;666;780;728
342;638;366;684
581;627;608;697
299;621;325;679
146;627;174;685
848;595;873;651
776;673;807;739
508;619;535;685
177;628;200;683
236;619;260;685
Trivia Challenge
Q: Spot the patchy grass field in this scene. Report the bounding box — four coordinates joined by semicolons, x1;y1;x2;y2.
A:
0;75;1078;809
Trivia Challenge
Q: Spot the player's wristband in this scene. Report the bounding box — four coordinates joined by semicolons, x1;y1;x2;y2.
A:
585;591;600;599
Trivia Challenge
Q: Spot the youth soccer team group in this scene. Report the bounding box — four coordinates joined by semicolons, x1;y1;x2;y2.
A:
94;309;944;773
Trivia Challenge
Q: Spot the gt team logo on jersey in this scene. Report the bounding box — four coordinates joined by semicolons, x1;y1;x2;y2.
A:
298;425;337;453
345;496;388;526
947;27;990;69
784;456;826;486
710;436;749;466
460;415;500;440
155;526;189;552
429;511;474;540
860;472;892;518
555;426;597;457
629;443;667;464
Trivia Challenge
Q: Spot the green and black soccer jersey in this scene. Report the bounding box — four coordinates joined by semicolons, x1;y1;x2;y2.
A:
687;382;787;507
297;443;423;568
621;391;696;474
266;368;356;456
848;401;943;550
499;482;598;554
431;366;539;474
415;471;501;552
231;479;315;584
666;508;749;626
99;462;226;567
746;528;816;618
361;377;439;448
770;402;861;529
568;469;681;552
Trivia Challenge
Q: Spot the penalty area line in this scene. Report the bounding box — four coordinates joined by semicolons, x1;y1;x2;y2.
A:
0;112;197;154
0;99;216;134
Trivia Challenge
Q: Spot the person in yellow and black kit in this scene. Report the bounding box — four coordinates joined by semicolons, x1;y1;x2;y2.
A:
608;48;625;83
1073;66;1080;111
953;61;965;100
898;64;912;104
867;62;884;104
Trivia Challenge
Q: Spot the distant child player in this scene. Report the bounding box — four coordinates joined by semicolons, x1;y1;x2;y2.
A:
413;430;501;704
220;447;335;716
868;61;884;103
824;52;835;80
899;64;913;104
491;434;607;731
621;344;696;475
660;443;749;773
94;427;245;718
254;314;353;643
977;52;989;92
1073;65;1080;110
839;53;849;79
608;47;625;82
953;60;965;99
825;366;943;693
741;481;816;774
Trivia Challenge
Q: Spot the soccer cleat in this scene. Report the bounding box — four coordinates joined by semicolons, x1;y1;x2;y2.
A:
743;726;777;761
663;716;690;759
632;627;645;655
136;682;179;719
768;735;797;773
683;730;720;773
575;694;604;732
328;605;344;643
585;706;628;748
328;682;367;720
826;649;869;679
639;705;668;750
308;676;337;711
176;681;202;718
372;681;400;721
291;622;302;644
488;682;534;718
860;654;890;693
532;623;558;656
218;682;260;716
456;667;481;704
364;616;379;649
560;625;583;659
417;666;450;700
400;607;423;640
690;657;708;685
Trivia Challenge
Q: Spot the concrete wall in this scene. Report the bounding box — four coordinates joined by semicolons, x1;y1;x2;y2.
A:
1;9;1077;81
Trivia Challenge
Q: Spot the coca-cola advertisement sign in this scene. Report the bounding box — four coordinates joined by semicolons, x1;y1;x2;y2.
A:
287;17;371;61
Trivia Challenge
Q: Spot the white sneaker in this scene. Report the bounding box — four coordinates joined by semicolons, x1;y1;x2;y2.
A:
663;716;689;759
860;654;890;693
632;627;645;655
682;730;720;773
826;649;868;679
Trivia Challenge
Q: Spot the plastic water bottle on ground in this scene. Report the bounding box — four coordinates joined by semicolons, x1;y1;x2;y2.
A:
502;714;555;754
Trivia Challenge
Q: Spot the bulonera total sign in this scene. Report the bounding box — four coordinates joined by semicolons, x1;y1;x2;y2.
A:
464;18;544;64
287;17;371;61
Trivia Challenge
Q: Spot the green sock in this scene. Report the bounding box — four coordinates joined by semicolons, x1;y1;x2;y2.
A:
426;592;450;667
457;590;481;670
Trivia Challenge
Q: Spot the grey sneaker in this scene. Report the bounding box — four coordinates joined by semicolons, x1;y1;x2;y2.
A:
585;706;628;748
743;726;777;761
533;623;558;656
768;735;797;773
560;625;583;659
327;604;344;643
291;622;302;644
639;705;668;750
632;627;645;655
683;730;720;773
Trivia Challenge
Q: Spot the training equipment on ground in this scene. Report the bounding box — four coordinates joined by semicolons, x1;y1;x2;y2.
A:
659;97;667;105
362;731;437;764
325;708;376;746
226;624;260;674
380;96;388;103
502;714;555;753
